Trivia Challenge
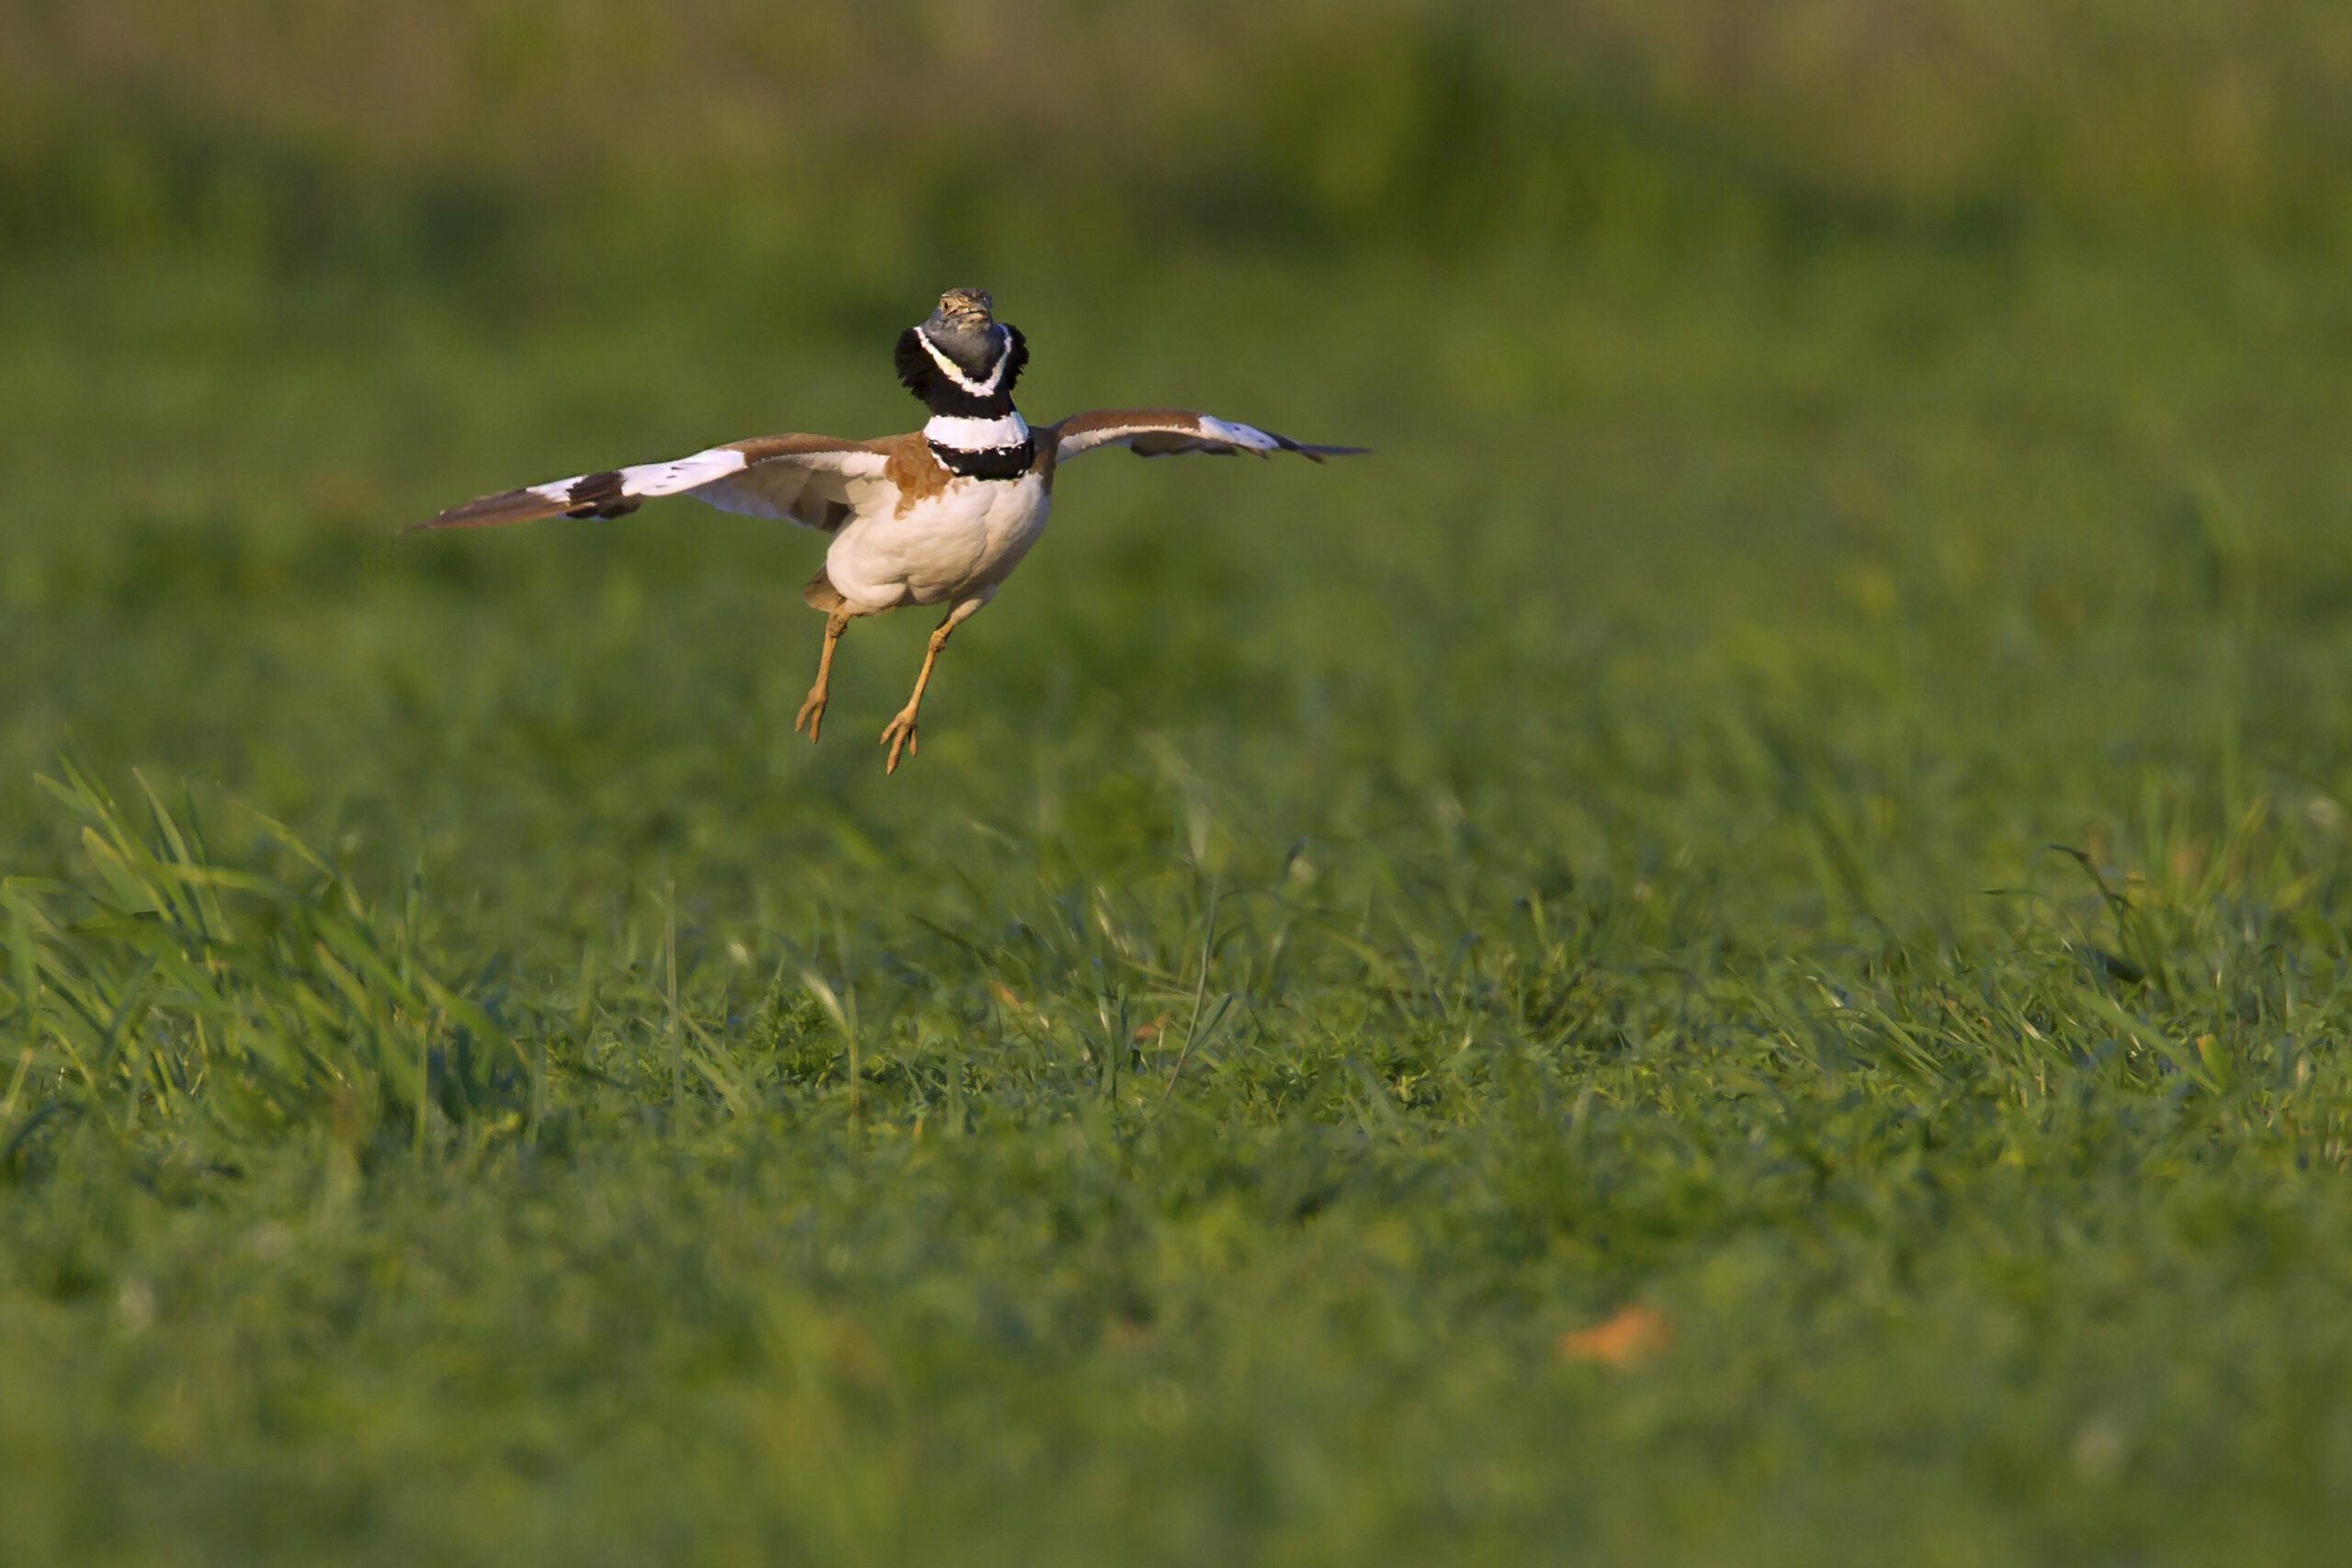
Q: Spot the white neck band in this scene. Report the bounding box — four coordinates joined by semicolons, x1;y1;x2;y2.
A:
925;411;1030;451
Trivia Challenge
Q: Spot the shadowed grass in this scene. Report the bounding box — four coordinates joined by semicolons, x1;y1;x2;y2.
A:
3;762;526;1175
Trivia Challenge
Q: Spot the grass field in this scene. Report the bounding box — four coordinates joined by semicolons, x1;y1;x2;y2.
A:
9;6;2352;1564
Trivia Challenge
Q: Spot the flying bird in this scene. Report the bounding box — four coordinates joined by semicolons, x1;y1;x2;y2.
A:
418;289;1365;772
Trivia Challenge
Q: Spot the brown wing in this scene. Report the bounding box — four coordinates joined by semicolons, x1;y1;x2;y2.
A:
414;435;889;532
1050;409;1370;465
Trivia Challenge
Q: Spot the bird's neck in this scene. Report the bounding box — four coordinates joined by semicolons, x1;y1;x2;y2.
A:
899;324;1026;418
924;406;1033;479
897;321;1034;477
923;406;1028;451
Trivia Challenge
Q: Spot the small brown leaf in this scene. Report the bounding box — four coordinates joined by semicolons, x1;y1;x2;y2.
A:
1556;1303;1669;1367
989;982;1050;1030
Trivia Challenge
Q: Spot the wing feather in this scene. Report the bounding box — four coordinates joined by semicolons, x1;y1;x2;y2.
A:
415;435;887;531
1051;408;1369;466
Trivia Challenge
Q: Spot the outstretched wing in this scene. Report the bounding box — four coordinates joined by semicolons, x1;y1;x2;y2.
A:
1050;409;1369;465
415;434;889;532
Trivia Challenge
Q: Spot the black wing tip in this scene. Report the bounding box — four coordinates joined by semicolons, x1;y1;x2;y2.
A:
1277;438;1373;464
406;487;555;532
407;468;650;532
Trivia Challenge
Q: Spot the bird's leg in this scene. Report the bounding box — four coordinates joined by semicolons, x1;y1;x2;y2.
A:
878;603;979;774
795;612;851;742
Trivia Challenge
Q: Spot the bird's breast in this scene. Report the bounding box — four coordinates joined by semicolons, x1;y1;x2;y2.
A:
827;471;1049;610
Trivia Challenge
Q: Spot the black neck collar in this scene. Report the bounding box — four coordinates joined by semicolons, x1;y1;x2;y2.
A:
896;323;1030;419
929;439;1035;480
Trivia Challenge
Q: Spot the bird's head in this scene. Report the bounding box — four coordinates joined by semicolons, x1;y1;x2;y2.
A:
898;288;1027;408
932;288;994;333
922;288;1005;372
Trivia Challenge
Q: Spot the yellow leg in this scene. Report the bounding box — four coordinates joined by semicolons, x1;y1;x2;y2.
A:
877;613;960;774
794;612;850;742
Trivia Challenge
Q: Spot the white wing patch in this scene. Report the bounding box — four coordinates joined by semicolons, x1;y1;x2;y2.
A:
618;447;752;496
1182;417;1280;454
524;446;751;507
576;446;748;502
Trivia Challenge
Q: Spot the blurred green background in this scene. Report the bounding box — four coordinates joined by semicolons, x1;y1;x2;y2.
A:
9;4;2352;1563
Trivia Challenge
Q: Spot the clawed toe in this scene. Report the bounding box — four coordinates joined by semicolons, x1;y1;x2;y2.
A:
793;693;827;741
878;711;920;774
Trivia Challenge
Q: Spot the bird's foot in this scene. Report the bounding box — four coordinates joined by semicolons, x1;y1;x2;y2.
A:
793;689;828;742
878;708;921;774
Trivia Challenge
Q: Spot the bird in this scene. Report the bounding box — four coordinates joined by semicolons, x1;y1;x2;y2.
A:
417;288;1366;773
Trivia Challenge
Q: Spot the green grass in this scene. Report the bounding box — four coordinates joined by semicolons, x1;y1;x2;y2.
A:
10;84;2352;1561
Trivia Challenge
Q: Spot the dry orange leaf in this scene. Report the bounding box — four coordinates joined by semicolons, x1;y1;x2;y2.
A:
1556;1303;1669;1367
989;982;1050;1030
